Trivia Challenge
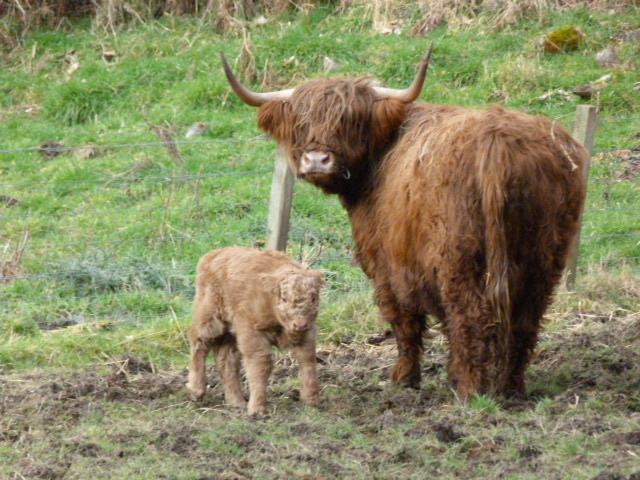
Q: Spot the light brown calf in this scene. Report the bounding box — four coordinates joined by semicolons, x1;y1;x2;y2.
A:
186;247;324;415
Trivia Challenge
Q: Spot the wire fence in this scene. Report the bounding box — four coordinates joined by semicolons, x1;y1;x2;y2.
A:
1;131;639;326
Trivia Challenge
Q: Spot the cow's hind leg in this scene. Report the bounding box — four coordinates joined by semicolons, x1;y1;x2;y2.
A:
505;271;556;398
378;287;425;388
504;312;539;399
442;277;510;401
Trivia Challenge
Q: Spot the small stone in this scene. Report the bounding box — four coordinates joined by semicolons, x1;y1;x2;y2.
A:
102;48;117;62
0;195;19;207
185;122;209;139
596;46;619;67
74;145;99;160
39;141;65;160
253;15;268;26
323;56;341;73
572;84;595;99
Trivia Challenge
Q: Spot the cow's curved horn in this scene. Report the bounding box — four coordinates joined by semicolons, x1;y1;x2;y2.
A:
373;44;433;103
221;52;294;107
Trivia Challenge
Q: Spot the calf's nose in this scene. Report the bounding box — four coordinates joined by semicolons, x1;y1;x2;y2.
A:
299;151;333;175
293;322;308;332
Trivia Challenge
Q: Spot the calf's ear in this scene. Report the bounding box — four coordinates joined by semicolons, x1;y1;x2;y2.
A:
311;270;325;289
257;101;293;143
372;98;406;149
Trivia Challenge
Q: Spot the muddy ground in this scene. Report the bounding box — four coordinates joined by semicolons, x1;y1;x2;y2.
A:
1;313;639;479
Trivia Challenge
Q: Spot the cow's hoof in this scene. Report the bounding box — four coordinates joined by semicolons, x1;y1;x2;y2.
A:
186;383;206;401
502;386;527;401
391;361;421;389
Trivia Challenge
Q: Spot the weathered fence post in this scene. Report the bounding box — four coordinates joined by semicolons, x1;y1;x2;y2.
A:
266;145;295;251
565;105;598;290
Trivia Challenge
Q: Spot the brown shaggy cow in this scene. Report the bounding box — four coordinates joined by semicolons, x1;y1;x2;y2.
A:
221;47;587;399
187;247;324;415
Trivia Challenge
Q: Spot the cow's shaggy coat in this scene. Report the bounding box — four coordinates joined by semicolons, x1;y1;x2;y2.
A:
227;62;587;399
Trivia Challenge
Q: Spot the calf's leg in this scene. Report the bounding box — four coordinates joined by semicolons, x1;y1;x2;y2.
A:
213;339;246;408
186;299;226;400
293;332;319;406
237;334;273;416
187;333;210;400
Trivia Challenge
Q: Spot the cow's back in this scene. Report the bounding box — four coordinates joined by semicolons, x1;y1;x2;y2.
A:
362;104;587;314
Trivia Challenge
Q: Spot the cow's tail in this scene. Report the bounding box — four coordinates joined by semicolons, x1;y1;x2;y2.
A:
477;133;512;391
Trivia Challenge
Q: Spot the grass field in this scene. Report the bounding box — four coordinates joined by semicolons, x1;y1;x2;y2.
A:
1;3;639;479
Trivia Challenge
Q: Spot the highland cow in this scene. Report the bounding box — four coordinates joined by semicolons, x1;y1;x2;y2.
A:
187;247;324;415
221;46;587;399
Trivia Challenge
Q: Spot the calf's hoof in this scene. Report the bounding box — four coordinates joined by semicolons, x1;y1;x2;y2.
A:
225;396;247;409
247;402;267;416
301;393;319;407
391;360;421;389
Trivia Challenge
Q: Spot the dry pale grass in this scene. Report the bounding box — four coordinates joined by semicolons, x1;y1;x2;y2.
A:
550;269;640;323
3;0;638;44
361;0;640;35
0;231;29;282
0;0;314;42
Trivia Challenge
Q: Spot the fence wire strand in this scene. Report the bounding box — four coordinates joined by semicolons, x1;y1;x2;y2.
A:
2;128;639;325
0;135;268;155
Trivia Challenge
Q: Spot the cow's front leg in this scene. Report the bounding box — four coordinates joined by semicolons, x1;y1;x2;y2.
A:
377;287;425;389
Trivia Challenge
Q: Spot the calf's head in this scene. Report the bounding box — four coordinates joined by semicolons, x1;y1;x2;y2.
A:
222;47;432;195
261;267;324;334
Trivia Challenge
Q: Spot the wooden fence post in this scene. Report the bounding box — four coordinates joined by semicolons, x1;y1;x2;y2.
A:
266;145;295;251
565;105;598;291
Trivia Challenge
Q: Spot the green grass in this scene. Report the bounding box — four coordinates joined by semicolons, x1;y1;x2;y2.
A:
0;5;640;478
1;6;638;372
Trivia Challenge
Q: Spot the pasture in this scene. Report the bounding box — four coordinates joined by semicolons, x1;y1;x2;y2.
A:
1;2;639;478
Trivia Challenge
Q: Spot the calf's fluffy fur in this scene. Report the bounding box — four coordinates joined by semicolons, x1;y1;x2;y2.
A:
186;247;324;415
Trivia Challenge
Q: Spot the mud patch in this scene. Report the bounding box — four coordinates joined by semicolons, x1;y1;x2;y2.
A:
599;149;640;181
153;425;200;456
2;313;640;479
433;422;465;443
17;460;67;479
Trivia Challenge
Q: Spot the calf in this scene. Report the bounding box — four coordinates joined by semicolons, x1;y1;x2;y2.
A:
186;247;324;415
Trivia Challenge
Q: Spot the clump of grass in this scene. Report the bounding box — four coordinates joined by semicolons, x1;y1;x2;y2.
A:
0;231;29;282
487;53;544;99
42;76;123;125
550;269;640;320
52;251;193;295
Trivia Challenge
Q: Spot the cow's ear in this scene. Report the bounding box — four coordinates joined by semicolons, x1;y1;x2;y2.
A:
372;98;406;148
257;101;293;143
